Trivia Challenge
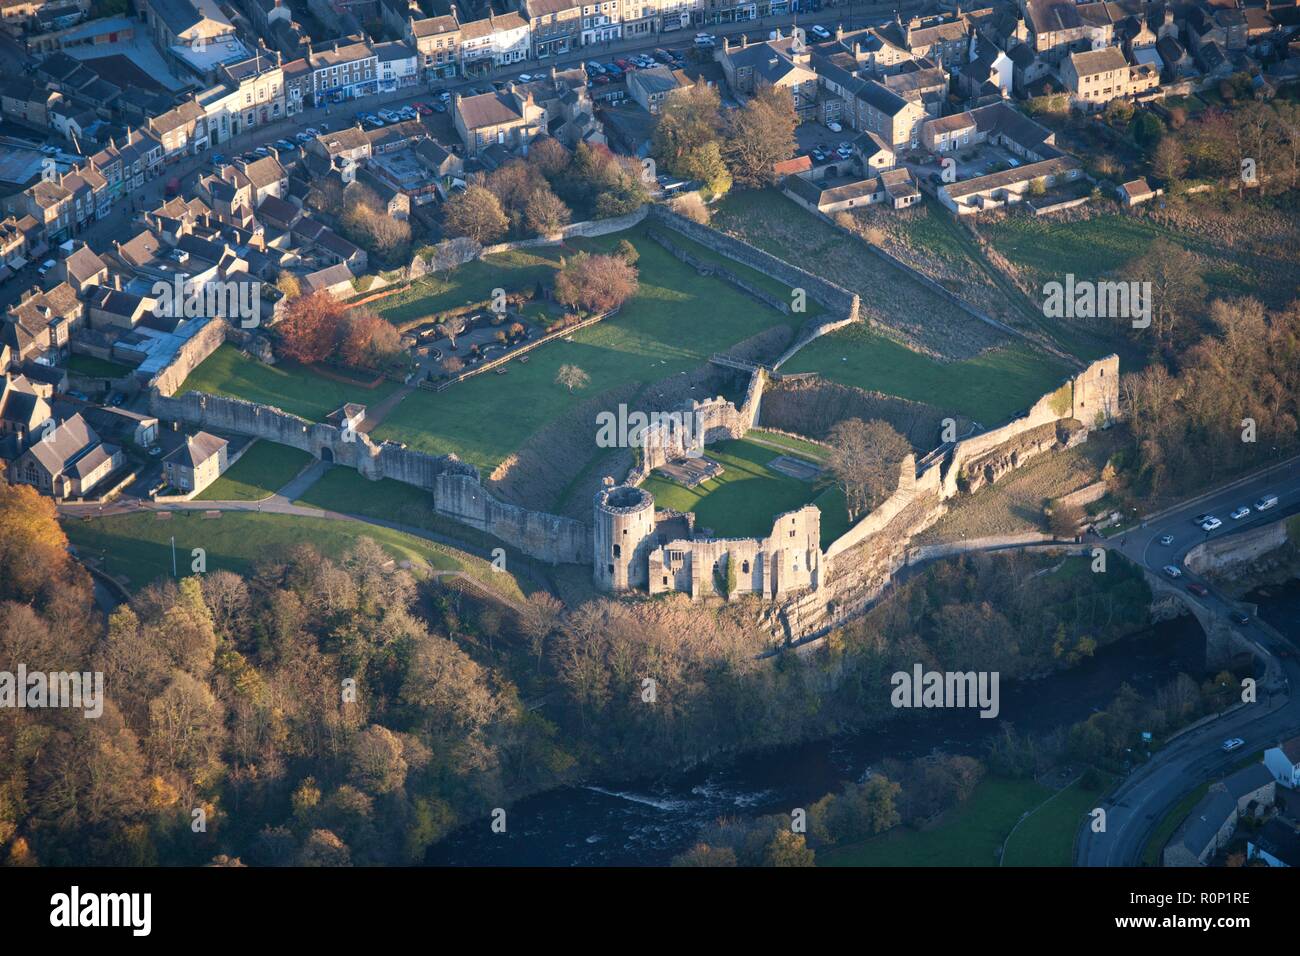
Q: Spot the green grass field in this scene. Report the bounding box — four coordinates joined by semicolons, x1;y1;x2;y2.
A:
1001;774;1114;867
294;465;541;594
781;324;1069;426
818;776;1053;867
65;354;136;378
64;510;460;586
195;441;312;501
639;437;849;548
370;249;561;327
369;230;802;474
180;344;401;422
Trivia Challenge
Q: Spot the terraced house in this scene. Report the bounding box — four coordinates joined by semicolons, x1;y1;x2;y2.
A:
459;11;531;74
522;0;583;58
1062;45;1158;108
718;32;819;118
307;36;378;105
406;13;460;80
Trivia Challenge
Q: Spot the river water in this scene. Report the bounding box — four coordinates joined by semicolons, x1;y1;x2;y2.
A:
427;612;1224;866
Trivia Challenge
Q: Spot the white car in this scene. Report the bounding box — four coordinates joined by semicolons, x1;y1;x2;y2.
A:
1255;494;1278;511
1222;737;1245;753
517;73;534;82
379;109;401;123
1230;506;1251;520
811;24;831;39
1163;565;1182;579
1201;517;1223;531
37;258;55;277
1159;534;1175;546
826;121;842;133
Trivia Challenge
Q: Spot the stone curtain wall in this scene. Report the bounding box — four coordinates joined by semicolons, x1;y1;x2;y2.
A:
149;389;592;564
646;227;793;315
151;317;229;396
648;205;861;326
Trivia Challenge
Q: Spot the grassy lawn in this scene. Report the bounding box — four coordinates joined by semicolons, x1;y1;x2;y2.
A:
1002;773;1115;867
638;437;850;548
195;441;313;501
180;344;401;422
293;465;540;595
819;776;1053;867
781;323;1069;426
64;510;461;587
370;249;560;326
369;229;802;474
65;354;136;378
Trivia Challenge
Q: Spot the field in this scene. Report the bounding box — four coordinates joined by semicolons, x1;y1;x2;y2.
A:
818;776;1052;867
638;436;850;547
713;189;1016;359
1001;773;1114;867
63;509;527;602
981;199;1300;337
180;344;402;422
369;230;803;475
780;323;1069;427
294;465;544;593
195;441;313;501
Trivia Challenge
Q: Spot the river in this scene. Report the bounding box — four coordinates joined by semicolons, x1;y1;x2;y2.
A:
427;612;1222;866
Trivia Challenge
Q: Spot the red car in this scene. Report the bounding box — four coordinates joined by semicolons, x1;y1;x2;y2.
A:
1187;582;1209;597
413;102;432;115
614;58;630;69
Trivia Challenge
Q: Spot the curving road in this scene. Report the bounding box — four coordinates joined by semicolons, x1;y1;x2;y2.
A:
1076;457;1300;866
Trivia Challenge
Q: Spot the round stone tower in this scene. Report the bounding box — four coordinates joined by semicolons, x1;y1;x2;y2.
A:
593;482;656;591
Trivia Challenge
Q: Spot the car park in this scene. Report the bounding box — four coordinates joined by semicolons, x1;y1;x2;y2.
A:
1255;494;1279;511
1159;534;1174;546
1201;517;1222;531
1162;565;1182;578
1231;506;1251;520
1222;737;1245;752
1187;582;1208;597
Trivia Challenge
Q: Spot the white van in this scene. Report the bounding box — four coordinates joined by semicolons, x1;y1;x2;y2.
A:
1255;494;1279;511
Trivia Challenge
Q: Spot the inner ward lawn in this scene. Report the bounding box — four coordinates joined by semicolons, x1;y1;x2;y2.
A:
639;437;849;548
180;344;401;422
818;776;1052;867
369;230;803;474
195;440;313;501
781;323;1069;427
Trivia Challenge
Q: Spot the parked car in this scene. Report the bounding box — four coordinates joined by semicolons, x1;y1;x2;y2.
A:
810;24;831;39
432;101;447;112
1222;737;1245;752
605;64;624;78
148;445;163;457
303;127;321;137
1230;505;1251;520
437;90;451;101
37;258;55;277
211;152;228;166
614;58;630;69
826;121;842;133
836;142;852;157
295;131;313;143
1187;582;1208;597
275;139;297;152
592;74;611;85
1255;494;1279;511
398;106;417;120
1232;611;1250;626
379;108;401;123
1192;513;1211;525
517;73;534;82
811;147;827;162
654;48;673;63
1159;534;1175;546
1162;565;1182;578
585;60;606;74
253;146;272;157
1201;516;1223;531
413;102;432;115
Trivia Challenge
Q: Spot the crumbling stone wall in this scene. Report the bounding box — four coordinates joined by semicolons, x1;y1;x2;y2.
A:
150;318;228;396
648;205;861;325
149;389;591;564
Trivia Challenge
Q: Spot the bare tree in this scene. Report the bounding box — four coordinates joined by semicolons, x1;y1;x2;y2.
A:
555;364;591;392
827;418;910;521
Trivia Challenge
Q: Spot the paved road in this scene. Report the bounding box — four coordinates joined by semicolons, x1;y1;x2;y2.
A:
1074;457;1300;867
